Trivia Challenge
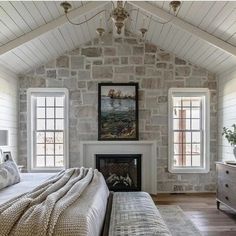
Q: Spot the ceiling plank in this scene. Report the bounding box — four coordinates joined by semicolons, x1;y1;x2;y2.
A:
0;1;108;55
128;1;236;57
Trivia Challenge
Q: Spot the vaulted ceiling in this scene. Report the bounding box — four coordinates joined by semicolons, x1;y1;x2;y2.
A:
0;1;235;75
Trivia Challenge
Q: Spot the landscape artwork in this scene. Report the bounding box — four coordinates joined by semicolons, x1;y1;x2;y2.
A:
98;83;139;140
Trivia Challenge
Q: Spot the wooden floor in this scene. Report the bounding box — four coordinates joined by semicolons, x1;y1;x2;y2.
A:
153;193;236;236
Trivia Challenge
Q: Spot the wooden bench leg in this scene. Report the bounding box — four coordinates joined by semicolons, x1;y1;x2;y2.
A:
217;200;220;209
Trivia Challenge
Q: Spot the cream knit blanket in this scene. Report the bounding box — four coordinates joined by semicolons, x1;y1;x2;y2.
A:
0;167;95;236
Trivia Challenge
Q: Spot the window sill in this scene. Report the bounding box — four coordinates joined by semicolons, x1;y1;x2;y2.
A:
168;167;210;174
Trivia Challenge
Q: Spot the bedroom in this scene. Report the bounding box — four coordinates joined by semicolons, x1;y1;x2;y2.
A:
0;0;235;235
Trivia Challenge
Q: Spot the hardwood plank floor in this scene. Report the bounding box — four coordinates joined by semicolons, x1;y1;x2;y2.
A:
153;193;236;236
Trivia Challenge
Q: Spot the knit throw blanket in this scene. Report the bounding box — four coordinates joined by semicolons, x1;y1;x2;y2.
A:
0;167;96;236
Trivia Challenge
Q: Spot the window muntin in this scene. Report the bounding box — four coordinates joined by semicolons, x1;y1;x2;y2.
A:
168;88;210;173
35;96;64;168
27;89;68;171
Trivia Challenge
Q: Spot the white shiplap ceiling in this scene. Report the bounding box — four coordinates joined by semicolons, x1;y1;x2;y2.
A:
0;1;235;75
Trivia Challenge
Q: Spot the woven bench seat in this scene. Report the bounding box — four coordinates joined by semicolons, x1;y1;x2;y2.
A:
108;192;171;236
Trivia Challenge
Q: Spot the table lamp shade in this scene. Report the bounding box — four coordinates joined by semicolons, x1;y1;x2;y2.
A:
0;130;8;146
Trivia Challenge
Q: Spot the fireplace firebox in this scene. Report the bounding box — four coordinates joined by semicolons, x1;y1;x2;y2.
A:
96;154;141;191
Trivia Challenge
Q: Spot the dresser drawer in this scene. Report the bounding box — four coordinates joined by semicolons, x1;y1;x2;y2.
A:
217;179;236;194
217;164;236;183
217;188;236;209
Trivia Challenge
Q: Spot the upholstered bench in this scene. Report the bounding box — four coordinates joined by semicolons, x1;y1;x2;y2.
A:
106;192;171;236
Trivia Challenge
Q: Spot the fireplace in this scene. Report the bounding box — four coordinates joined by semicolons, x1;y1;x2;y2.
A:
96;154;141;191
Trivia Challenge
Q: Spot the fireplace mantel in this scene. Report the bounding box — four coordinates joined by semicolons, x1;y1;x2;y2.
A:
80;141;157;194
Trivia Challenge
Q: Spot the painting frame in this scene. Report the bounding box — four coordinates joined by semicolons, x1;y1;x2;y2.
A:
98;83;139;141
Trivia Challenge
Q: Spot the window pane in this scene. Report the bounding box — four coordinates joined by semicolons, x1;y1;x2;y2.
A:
173;97;181;106
46;144;54;155
36;156;45;167
37;144;45;155
37;119;45;130
56;108;64;118
46;108;54;118
46;97;54;106
46;132;54;143
185;132;191;143
46;119;54;130
185;119;191;130
192;132;200;143
56;119;64;130
55;156;64;167
185;155;192;166
192;108;200;118
56;97;64;106
192;99;201;107
174;155;181;166
174;132;182;143
46;156;54;167
182;99;190;107
37;108;45;118
174;144;181;155
37;97;45;106
192;144;200;155
55;132;63;143
192;155;201;166
184;144;191;154
192;119;200;130
36;132;45;143
55;144;63;155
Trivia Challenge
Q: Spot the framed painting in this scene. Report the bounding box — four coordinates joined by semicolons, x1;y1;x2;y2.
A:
98;83;139;141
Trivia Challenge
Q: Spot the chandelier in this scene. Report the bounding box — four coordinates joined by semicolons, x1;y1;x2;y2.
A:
60;1;181;38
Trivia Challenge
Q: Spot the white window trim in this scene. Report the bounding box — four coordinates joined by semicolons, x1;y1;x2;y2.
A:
27;88;69;172
168;88;210;173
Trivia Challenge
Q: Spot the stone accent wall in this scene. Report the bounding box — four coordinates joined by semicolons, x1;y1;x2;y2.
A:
18;33;217;192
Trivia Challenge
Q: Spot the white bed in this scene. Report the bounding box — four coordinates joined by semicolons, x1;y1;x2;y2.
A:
0;170;110;236
0;173;55;205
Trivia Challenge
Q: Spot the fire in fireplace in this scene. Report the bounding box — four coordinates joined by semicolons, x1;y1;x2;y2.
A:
96;154;141;191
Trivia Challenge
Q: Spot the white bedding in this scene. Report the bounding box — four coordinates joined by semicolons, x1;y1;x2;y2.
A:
0;173;55;205
0;170;109;236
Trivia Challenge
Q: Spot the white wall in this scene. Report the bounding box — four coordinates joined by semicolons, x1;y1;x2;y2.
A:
218;68;236;161
0;66;18;162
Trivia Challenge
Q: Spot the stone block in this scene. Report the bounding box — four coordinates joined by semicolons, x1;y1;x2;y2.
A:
175;57;186;65
58;69;69;77
35;66;45;75
141;78;162;89
113;74;129;82
69;90;81;101
121;57;128;64
145;43;157;53
192;67;207;76
46;70;56;78
104;47;116;56
76;106;97;118
56;56;69;68
114;66;134;73
144;54;155;64
158;96;167;103
146;68;162;77
129;56;143;64
93;60;103;65
78;70;91;80
117;45;131;56
124;38;137;44
78;81;86;89
92;66;113;79
157;52;171;61
71;56;84;69
104;57;119;65
81;47;102;57
135;66;146;76
175;66;191;76
82;93;97;105
156;63;167;69
133;46;144;55
145;97;158;108
63;78;77;90
46;78;63;88
87;81;98;91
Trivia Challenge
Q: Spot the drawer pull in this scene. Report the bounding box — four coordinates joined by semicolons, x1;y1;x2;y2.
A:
225;184;229;188
226;170;229;174
225;196;229;201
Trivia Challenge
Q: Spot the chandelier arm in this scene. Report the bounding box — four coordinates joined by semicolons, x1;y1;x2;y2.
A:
65;9;107;26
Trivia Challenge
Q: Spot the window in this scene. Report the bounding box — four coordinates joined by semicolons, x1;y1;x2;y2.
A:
27;88;69;171
168;88;210;173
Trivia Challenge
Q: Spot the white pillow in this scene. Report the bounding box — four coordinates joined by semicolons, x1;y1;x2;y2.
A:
0;160;20;190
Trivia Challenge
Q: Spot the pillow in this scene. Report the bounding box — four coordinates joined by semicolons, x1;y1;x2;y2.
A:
0;160;20;190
